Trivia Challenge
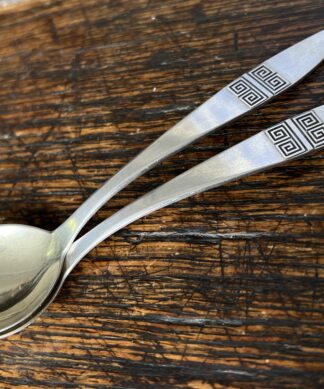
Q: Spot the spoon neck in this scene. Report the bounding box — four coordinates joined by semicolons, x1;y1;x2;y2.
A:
53;220;79;257
53;116;205;251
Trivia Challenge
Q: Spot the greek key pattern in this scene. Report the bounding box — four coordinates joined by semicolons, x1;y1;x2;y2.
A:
266;111;324;159
228;64;290;107
250;65;289;94
228;77;268;107
292;111;324;148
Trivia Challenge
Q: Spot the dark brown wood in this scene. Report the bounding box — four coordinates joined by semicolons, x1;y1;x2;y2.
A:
0;0;323;387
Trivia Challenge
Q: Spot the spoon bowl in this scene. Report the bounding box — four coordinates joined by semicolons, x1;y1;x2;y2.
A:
0;225;62;333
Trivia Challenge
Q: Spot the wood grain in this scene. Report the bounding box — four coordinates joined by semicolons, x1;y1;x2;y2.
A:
0;0;323;387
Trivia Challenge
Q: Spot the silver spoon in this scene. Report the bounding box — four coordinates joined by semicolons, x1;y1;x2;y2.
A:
0;31;323;338
2;104;324;339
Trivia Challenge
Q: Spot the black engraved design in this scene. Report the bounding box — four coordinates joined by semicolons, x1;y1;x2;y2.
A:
228;77;267;107
266;122;307;158
266;110;324;159
292;111;324;148
250;65;289;93
228;64;290;107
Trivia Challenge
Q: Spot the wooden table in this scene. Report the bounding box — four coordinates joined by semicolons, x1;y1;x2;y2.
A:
0;0;323;387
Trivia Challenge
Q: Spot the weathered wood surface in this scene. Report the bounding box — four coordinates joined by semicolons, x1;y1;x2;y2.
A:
0;0;323;387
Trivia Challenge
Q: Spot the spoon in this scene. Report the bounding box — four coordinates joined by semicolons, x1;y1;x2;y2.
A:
0;31;323;337
2;104;323;338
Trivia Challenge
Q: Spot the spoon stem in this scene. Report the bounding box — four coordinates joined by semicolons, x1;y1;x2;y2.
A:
65;105;324;273
55;30;324;251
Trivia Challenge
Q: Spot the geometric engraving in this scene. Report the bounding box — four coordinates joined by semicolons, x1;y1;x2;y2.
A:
292;111;324;148
250;65;290;93
227;63;291;107
266;110;324;159
266;122;307;158
228;77;267;107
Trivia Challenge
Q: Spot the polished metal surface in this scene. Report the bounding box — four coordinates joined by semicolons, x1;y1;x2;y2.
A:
0;30;323;338
0;226;62;334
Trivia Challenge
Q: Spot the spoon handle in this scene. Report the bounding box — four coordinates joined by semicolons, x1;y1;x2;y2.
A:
65;106;324;272
56;31;324;248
